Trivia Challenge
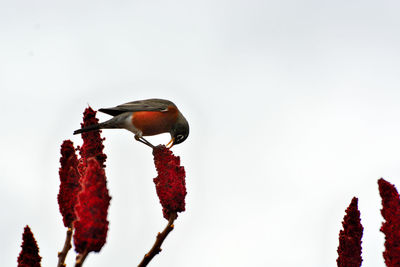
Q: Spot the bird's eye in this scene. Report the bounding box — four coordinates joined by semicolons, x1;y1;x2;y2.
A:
176;134;184;141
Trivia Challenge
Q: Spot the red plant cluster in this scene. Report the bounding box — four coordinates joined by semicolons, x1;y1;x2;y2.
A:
58;140;80;227
153;145;186;220
74;158;111;253
57;106;110;257
78;107;107;171
72;107;110;254
378;178;400;267
18;225;41;267
337;197;363;267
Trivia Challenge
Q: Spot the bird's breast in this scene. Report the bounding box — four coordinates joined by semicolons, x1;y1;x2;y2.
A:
131;106;179;136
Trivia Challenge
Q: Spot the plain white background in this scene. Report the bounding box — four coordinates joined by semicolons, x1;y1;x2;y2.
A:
1;0;400;266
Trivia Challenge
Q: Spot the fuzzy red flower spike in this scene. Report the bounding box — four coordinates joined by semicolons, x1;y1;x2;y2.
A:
73;106;111;267
152;145;187;220
18;225;41;267
337;197;363;267
78;107;107;173
138;145;187;267
58;140;80;228
74;157;111;255
57;140;80;267
378;178;400;267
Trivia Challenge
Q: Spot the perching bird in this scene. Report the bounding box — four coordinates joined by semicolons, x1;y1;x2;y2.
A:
73;99;189;148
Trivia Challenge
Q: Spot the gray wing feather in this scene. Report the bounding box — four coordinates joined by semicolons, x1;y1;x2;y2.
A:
99;98;175;116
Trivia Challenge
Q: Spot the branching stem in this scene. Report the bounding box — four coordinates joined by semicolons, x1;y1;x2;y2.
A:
75;249;89;267
57;227;73;267
138;212;178;267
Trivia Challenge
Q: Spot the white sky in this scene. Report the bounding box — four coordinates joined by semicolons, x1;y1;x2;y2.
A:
1;0;400;266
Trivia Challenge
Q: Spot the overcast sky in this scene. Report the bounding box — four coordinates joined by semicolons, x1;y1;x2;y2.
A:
1;0;400;266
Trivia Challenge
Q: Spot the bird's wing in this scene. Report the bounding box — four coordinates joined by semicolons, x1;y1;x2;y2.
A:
99;98;175;116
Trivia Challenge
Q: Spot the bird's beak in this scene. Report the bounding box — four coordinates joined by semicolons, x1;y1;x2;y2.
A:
166;137;175;149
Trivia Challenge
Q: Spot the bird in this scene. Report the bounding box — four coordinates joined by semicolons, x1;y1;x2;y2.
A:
73;98;189;148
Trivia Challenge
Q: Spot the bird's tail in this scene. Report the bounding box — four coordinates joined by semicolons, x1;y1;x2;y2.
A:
73;113;131;135
73;124;103;135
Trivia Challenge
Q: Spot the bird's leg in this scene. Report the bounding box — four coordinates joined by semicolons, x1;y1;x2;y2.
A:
140;137;155;148
135;135;154;148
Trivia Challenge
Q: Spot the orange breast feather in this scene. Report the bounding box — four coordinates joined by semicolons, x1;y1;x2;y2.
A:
131;106;178;136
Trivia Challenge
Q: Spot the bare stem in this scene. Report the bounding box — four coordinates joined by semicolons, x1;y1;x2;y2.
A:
74;249;89;267
57;227;73;267
138;212;178;267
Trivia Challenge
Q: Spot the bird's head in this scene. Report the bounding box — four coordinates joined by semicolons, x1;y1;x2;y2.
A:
169;114;189;147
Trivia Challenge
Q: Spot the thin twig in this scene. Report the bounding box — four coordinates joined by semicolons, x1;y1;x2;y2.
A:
75;249;89;267
138;212;178;267
57;227;73;267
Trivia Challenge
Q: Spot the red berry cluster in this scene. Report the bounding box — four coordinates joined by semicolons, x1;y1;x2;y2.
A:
58;107;110;255
74;157;111;253
337;197;363;267
78;107;107;170
153;145;187;220
58;140;80;228
17;226;41;267
378;178;400;267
